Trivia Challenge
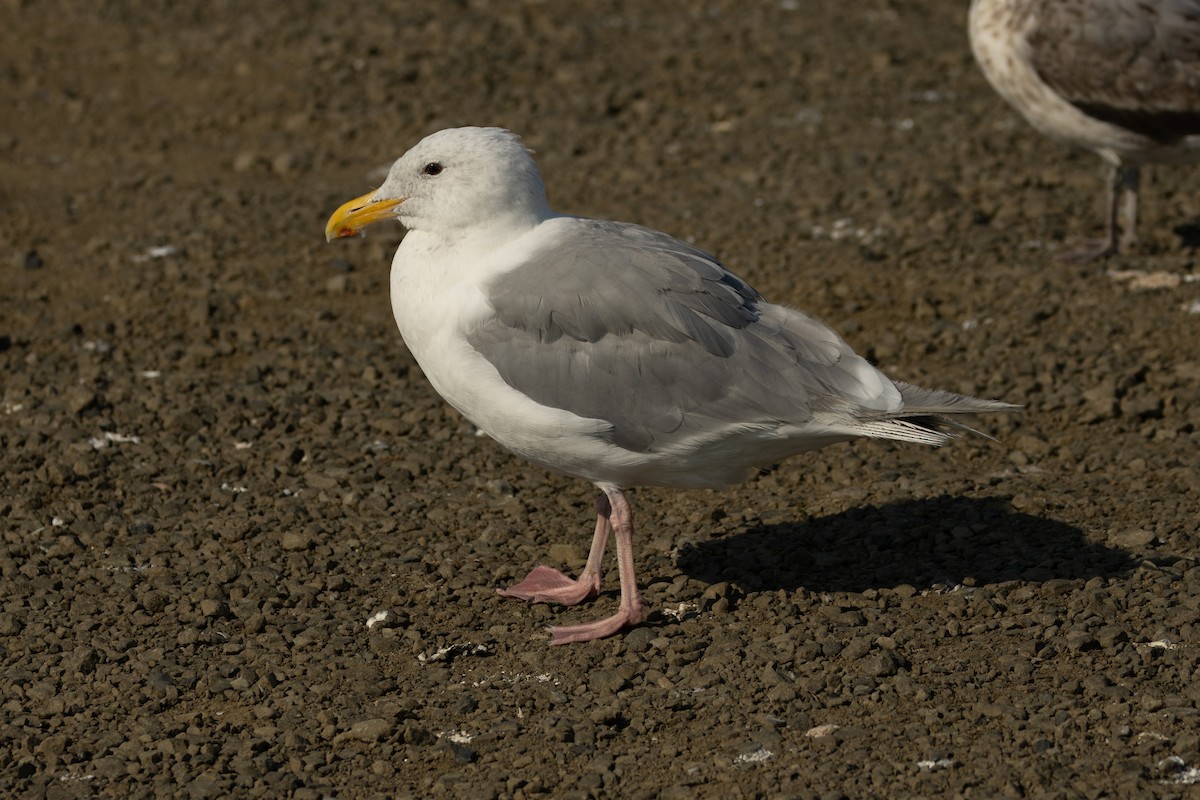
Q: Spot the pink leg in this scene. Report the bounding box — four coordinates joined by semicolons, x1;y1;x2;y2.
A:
497;495;610;605
547;487;645;645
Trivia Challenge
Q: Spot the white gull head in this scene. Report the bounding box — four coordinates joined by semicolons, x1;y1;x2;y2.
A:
326;127;552;241
379;127;551;234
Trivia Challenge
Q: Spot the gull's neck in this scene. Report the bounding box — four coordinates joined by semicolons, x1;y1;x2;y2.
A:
420;204;553;251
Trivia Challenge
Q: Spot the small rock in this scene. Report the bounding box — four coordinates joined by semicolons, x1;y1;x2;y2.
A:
91;755;127;780
400;720;434;745
589;704;623;725
65;386;96;414
0;613;25;636
188;777;223;800
700;582;740;613
1110;529;1155;550
589;668;629;695
452;696;478;714
146;668;173;693
436;739;477;764
232;152;259;172
547;542;581;565
860;650;898;677
271;152;299;176
768;685;798;706
339;718;392;743
1081;380;1118;422
805;724;840;738
1120;387;1162;419
1065;630;1099;652
484;478;515;496
198;599;230;619
70;647;100;674
841;636;872;659
1097;625;1130;648
280;531;312;551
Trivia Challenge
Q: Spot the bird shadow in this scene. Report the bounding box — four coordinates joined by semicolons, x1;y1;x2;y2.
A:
676;495;1135;594
1173;223;1200;250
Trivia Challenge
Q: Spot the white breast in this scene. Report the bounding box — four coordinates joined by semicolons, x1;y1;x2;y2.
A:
387;225;660;486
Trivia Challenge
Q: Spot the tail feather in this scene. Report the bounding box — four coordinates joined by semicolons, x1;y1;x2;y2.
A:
852;382;1020;447
851;418;956;447
893;382;1021;416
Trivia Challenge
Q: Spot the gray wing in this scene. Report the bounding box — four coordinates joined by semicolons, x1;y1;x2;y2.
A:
1030;0;1200;141
468;219;891;453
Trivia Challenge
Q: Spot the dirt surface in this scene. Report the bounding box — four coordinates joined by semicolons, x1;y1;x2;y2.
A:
3;1;1200;797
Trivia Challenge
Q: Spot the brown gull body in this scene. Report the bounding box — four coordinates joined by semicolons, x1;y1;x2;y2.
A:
969;0;1200;259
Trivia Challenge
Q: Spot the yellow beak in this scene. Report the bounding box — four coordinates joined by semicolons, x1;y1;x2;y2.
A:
324;189;405;242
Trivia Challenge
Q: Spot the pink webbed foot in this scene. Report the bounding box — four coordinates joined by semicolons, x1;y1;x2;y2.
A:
498;497;612;607
497;565;600;606
499;488;647;645
547;602;645;646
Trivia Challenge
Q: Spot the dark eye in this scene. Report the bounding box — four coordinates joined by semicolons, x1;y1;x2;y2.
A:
422;162;443;176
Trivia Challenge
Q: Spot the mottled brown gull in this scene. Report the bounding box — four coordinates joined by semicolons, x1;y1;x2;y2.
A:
325;127;1017;644
969;0;1200;260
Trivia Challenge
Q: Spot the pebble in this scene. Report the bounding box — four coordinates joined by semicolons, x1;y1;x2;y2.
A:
337;718;393;743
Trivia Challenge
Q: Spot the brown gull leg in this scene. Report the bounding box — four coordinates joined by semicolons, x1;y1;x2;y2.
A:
546;487;645;646
497;495;610;605
1115;165;1140;255
1059;163;1139;263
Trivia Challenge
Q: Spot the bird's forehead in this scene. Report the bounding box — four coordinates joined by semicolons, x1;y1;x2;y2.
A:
385;144;447;185
395;140;471;176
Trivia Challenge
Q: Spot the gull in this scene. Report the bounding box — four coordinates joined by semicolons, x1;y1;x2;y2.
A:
969;0;1200;260
325;127;1016;645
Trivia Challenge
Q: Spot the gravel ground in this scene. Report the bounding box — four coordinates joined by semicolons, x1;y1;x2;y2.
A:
3;1;1200;797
